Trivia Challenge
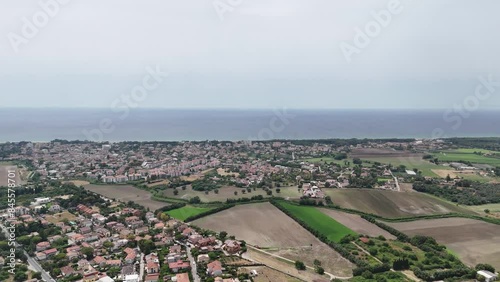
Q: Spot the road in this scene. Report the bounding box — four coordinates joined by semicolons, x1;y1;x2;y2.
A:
390;170;401;192
174;240;201;282
246;245;352;280
0;223;56;282
139;253;144;282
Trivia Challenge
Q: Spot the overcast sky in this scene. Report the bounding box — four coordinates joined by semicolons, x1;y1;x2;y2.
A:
1;0;499;109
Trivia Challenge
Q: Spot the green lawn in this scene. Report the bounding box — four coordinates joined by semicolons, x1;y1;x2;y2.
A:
166;205;214;221
276;201;356;242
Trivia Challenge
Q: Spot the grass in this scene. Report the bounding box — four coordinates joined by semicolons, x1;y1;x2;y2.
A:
434;151;500;166
302;157;354;167
276;201;356;242
166;205;215;221
359;156;450;177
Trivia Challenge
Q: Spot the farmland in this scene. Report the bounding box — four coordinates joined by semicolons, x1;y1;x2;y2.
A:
434;150;500;166
0;163;24;186
274;201;356;243
192;202;354;277
318;208;395;239
165;205;215;221
323;189;476;218
386;218;500;269
83;184;168;211
162;185;301;202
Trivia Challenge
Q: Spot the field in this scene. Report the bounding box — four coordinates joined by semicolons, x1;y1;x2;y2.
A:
467;203;500;217
386;218;500;269
434;151;500;166
0;164;24;186
192;202;354;277
318;208;395;239
45;211;78;224
84;184;168;211
350;148;451;177
275;201;356;243
165;205;214;221
238;266;303;282
323;189;476;218
162;185;301;202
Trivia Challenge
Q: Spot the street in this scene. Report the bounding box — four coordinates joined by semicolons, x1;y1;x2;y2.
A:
0;223;56;282
175;240;201;282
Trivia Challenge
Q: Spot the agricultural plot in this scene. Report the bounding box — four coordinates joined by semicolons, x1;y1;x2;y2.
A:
434;151;500;166
323;189;475;218
165;205;215;221
162;185;301;202
0;164;23;186
387;218;500;269
192;202;354;277
275;201;356;243
318;208;395;239
84;184;168;211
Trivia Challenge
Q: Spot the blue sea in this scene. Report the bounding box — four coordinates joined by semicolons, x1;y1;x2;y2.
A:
1;108;499;142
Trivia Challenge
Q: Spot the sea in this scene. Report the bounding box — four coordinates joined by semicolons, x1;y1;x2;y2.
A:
1;108;499;143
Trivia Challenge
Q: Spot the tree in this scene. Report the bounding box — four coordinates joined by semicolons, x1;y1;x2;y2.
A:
138;239;155;255
295;261;306;270
218;231;228;241
446;174;452;182
316;266;325;275
173;190;179;195
81;247;94;260
234;191;238;196
103;241;114;249
14;272;27;282
485;209;490;214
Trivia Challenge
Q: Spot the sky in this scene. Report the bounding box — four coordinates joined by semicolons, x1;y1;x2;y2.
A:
0;0;499;109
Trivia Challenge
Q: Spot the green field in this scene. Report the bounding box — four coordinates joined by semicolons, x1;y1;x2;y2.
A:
302;157;354;167
166;205;215;221
434;151;500;166
276;201;356;242
358;156;450;177
452;148;500;154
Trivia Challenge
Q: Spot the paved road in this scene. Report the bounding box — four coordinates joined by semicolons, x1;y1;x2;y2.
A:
139;253;144;282
0;223;56;282
174;240;201;282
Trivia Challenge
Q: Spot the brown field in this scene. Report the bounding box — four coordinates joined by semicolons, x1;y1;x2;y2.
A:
387;218;500;269
65;180;90;186
217;168;239;177
192;202;353;277
163;185;301;202
239;266;303;282
146;179;170;187
431;169;460;179
318;208;395;239
324;189;476;218
45;211;78;224
84;184;168;211
0;164;23;186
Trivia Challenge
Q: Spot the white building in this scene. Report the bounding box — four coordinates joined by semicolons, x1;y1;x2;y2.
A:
124;274;139;282
477;270;498;282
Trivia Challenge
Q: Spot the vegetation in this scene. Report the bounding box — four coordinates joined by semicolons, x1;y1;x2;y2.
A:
274;201;356;243
166;205;216;221
413;181;500;205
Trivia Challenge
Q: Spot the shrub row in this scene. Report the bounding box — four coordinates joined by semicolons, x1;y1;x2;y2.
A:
184;204;236;222
154;202;187;213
